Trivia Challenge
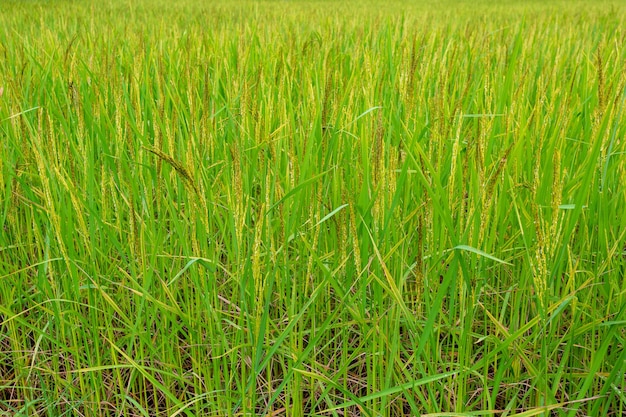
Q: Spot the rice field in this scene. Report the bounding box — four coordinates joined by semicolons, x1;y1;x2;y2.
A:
1;0;626;416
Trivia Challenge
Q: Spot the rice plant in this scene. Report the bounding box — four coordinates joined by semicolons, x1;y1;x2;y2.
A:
1;0;625;416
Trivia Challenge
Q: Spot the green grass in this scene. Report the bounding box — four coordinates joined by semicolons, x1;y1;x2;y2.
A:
1;0;626;416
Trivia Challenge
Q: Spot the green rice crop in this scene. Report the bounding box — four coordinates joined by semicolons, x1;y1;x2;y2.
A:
1;0;625;416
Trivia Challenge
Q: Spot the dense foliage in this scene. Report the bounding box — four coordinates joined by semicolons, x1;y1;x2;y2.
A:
1;1;625;415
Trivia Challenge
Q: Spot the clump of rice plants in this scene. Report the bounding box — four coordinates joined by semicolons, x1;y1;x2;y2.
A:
1;0;625;416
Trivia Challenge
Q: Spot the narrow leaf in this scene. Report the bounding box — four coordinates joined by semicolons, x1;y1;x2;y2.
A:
453;245;512;265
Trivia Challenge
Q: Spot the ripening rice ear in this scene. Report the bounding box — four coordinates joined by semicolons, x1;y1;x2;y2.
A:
0;87;3;97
